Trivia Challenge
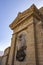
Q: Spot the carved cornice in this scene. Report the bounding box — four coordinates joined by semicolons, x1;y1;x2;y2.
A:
4;47;10;52
39;7;43;15
9;4;43;30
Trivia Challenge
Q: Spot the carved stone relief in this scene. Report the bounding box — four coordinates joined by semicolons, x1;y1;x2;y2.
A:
16;33;27;62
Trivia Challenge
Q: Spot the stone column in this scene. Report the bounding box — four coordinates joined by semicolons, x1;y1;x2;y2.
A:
8;33;17;65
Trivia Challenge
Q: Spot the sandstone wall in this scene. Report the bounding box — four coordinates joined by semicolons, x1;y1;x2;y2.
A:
0;56;2;65
34;18;43;65
1;47;10;65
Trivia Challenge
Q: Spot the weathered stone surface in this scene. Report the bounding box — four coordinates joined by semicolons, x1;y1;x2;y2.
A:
39;7;43;14
0;56;2;65
1;47;10;65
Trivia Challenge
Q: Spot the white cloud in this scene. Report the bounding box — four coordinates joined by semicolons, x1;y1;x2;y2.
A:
0;41;11;51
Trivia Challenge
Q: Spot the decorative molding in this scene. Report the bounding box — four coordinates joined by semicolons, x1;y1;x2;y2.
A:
9;4;43;30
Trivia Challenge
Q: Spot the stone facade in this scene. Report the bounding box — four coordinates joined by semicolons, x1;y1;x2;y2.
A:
0;56;2;65
0;4;43;65
1;47;10;65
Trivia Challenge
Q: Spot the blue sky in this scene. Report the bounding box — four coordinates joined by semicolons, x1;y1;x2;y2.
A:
0;0;43;51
